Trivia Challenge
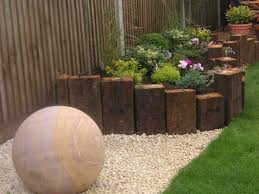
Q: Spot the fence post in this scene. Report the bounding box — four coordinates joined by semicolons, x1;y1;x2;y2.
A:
182;0;186;28
217;0;221;27
115;0;125;56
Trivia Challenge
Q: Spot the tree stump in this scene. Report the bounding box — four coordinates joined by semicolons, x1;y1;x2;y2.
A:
166;89;196;134
197;93;225;131
214;69;243;125
69;75;103;130
135;84;166;135
101;77;135;134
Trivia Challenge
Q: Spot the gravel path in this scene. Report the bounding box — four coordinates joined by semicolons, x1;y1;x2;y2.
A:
0;129;222;194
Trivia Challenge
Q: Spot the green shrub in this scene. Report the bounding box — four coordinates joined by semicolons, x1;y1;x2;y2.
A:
172;47;202;64
124;45;168;76
163;29;191;51
105;59;147;84
152;65;181;85
137;33;170;50
176;70;208;91
189;27;211;43
226;5;252;24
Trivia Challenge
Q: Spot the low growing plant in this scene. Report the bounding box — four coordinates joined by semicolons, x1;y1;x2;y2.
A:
137;33;170;50
176;70;209;91
124;45;169;76
172;47;202;64
151;65;181;85
105;58;147;84
163;29;192;51
226;5;252;24
178;59;204;71
188;27;211;43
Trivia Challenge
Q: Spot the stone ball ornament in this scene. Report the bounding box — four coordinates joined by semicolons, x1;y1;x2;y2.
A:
12;106;105;194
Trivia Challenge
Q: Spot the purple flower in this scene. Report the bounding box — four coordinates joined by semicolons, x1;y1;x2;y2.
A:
191;38;199;46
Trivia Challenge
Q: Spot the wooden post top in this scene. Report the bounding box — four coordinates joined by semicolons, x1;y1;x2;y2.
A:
101;77;133;82
70;75;101;80
223;40;238;44
165;89;196;94
208;44;223;49
196;92;224;100
135;84;164;90
215;68;242;75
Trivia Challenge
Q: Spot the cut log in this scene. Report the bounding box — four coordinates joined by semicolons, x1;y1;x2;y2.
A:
230;34;248;65
69;75;103;130
247;38;256;65
215;57;239;67
135;84;166;135
101;77;135;134
166;89;196;134
208;44;223;59
223;40;240;63
214;69;243;125
197;93;225;131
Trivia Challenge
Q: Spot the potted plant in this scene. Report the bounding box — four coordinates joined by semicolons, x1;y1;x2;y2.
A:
226;5;253;35
241;1;259;39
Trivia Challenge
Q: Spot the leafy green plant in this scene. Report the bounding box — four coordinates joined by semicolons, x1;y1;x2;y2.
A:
137;33;170;50
172;47;202;64
151;65;181;85
163;29;192;51
188;27;211;43
226;5;252;24
176;70;209;91
124;45;169;76
105;59;147;84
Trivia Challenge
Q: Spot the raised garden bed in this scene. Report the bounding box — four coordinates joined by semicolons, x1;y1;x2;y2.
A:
55;28;259;135
56;69;244;135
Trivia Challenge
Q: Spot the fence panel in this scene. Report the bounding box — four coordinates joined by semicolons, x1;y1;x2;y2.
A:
0;0;117;142
0;0;220;143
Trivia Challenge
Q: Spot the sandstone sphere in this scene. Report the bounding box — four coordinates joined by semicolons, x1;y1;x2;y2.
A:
12;106;105;194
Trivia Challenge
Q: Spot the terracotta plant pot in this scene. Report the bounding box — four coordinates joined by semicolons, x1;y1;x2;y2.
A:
228;23;252;35
254;24;259;40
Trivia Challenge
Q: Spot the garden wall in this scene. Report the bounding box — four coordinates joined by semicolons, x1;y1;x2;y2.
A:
56;69;244;135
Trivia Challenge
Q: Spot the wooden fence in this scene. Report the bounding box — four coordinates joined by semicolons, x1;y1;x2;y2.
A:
0;0;221;142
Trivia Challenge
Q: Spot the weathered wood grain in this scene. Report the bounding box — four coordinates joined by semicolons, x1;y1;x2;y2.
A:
197;92;225;131
101;77;135;134
166;89;196;134
135;84;166;135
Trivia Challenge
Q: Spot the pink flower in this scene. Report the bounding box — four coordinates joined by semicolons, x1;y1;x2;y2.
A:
178;60;188;69
178;59;193;69
193;63;204;71
185;59;193;65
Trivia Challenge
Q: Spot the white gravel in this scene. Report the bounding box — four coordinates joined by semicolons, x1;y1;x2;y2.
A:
0;129;222;194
